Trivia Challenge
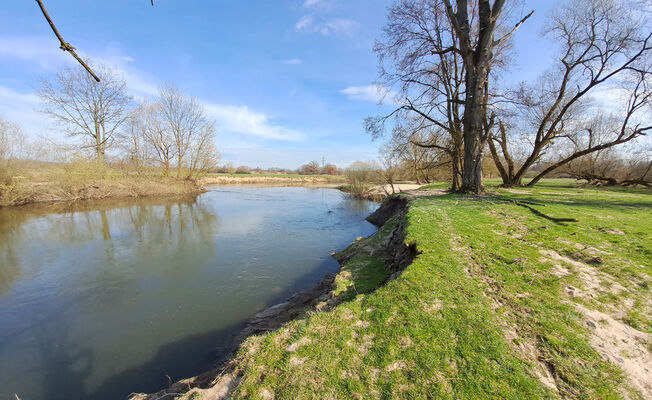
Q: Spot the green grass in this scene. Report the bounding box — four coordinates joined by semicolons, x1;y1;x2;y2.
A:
194;181;651;399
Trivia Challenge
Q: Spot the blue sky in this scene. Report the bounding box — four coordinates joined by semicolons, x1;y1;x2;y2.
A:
0;0;557;169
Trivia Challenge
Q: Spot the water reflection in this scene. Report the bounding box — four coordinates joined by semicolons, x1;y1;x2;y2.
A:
0;187;376;400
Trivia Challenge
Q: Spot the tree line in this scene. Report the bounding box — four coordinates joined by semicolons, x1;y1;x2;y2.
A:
368;0;651;192
6;62;219;180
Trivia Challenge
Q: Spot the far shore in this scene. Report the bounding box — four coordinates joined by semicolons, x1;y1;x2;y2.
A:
1;170;424;208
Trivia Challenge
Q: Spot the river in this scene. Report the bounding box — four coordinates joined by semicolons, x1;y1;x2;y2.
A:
0;186;377;400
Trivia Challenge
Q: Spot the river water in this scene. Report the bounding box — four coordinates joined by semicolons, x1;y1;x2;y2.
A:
0;186;377;400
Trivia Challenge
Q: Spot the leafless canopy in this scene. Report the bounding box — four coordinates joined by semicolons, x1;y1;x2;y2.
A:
37;63;133;161
487;0;651;186
138;84;219;178
368;0;532;192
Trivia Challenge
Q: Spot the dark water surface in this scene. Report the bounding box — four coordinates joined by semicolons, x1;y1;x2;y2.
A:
0;186;377;400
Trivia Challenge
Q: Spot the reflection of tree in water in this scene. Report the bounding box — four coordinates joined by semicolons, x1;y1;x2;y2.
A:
0;208;29;294
0;194;219;298
338;197;376;216
0;195;220;399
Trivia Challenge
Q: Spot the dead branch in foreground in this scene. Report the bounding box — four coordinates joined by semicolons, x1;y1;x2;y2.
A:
35;0;100;82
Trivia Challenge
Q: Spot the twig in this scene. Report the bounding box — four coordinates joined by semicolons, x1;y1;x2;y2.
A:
35;0;100;82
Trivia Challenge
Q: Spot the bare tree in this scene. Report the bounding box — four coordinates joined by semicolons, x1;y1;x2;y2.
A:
367;0;466;190
378;144;401;194
0;117;29;196
140;101;176;176
490;0;651;186
156;83;213;177
185;119;219;178
368;0;532;193
38;63;133;161
300;161;322;175
118;107;152;175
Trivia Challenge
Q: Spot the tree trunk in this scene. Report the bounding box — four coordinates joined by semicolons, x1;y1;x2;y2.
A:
460;75;486;193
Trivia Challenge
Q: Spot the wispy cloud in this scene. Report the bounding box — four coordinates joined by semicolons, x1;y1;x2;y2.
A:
295;15;315;32
283;58;303;65
320;19;359;36
294;16;359;37
303;0;324;7
204;103;304;141
0;85;49;136
0;36;70;71
340;85;397;104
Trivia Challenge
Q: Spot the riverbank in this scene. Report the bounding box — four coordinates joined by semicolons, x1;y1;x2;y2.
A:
200;174;346;186
131;181;651;399
0;175;205;207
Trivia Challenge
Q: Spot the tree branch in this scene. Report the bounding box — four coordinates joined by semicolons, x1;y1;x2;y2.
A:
494;10;534;47
35;0;100;82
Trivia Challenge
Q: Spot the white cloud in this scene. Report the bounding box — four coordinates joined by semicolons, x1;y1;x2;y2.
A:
0;85;50;137
320;19;359;36
295;15;315;32
294;16;358;37
204;103;304;141
340;85;397;104
283;58;303;65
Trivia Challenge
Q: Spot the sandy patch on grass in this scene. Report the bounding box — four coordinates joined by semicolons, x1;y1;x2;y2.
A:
289;356;307;367
258;387;274;400
503;326;558;392
385;361;407;372
574;303;652;398
538;250;627;297
286;337;312;352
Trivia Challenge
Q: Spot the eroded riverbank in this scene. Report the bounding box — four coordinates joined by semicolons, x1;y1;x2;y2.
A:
130;196;415;400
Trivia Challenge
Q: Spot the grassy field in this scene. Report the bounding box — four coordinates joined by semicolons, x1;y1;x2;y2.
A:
139;180;651;400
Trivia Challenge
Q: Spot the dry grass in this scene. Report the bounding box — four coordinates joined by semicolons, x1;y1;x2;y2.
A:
0;160;204;207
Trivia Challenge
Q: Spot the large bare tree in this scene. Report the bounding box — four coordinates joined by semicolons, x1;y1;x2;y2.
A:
489;0;651;187
156;83;217;178
139;85;218;178
38;63;133;161
368;0;531;193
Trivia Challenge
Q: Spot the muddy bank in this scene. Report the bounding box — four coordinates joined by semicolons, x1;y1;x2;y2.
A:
338;183;424;203
0;177;205;207
129;195;416;400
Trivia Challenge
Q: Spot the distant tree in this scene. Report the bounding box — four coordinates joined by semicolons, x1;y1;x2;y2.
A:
0;117;29;199
221;162;236;174
235;165;251;174
324;164;338;175
38;63;132;162
300;160;322;175
0;117;27;163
